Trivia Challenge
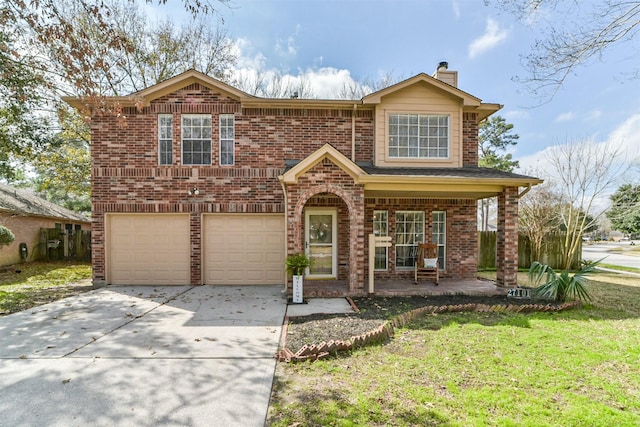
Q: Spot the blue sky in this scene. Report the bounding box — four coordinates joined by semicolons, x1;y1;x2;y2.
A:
156;0;640;172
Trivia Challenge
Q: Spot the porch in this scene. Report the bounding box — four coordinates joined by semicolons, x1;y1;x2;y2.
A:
291;277;504;298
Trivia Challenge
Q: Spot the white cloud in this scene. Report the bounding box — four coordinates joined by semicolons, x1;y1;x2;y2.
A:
555;112;575;122
468;18;509;59
608;113;640;162
452;1;461;20
518;114;640;174
275;24;300;57
517;113;640;213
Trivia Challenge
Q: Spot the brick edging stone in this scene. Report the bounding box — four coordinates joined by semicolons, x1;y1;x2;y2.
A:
276;300;581;363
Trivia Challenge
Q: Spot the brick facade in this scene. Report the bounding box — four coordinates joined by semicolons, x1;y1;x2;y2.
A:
85;71;525;293
496;187;519;287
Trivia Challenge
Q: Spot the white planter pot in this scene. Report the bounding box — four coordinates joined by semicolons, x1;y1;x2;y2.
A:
292;275;304;303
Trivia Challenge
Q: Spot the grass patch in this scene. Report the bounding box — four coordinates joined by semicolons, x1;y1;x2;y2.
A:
0;261;93;315
598;263;640;274
267;271;640;426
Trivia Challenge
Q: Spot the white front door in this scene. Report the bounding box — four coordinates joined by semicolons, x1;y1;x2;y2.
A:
305;208;337;278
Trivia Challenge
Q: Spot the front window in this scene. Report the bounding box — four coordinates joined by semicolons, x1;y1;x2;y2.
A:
389;114;449;159
158;114;173;165
219;114;235;165
181;114;212;165
373;210;388;270
432;211;446;269
395;211;424;269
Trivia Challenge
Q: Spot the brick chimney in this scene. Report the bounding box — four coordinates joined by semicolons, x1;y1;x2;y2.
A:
432;61;458;87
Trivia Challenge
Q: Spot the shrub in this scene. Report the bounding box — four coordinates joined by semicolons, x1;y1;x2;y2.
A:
528;260;600;302
0;225;15;247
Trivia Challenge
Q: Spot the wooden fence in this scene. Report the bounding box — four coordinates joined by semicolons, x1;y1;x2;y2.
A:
38;228;91;262
478;231;582;270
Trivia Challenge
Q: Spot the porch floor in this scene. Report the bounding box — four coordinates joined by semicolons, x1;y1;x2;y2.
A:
292;277;505;298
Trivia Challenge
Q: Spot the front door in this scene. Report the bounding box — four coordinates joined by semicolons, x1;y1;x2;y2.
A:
305;208;337;278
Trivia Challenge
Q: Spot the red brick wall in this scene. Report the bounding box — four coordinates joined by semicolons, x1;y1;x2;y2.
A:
284;159;365;293
90;82;484;289
91;84;373;285
462;112;479;167
364;198;478;280
496;187;519;287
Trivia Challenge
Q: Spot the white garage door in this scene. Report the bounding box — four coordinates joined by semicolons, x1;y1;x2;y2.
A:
203;214;285;285
108;214;190;285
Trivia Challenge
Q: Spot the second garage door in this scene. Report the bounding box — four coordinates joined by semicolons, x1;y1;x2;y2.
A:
203;214;285;285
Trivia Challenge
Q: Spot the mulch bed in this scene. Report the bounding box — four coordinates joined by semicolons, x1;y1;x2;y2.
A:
278;294;579;363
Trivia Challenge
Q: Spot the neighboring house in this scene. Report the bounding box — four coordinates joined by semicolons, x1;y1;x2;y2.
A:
0;183;91;267
64;63;541;294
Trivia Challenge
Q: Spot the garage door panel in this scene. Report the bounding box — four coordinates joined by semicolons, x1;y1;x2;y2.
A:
204;214;284;285
108;214;190;285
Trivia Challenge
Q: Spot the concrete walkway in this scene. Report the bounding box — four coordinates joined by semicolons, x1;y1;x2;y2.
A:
0;285;287;427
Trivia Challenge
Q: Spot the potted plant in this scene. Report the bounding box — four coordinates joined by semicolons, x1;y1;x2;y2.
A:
285;252;312;303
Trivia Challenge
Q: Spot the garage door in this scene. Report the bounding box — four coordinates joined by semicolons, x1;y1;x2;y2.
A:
108;214;190;285
203;214;285;285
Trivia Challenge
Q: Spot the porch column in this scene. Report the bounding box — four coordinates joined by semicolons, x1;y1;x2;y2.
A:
496;187;519;287
349;188;366;294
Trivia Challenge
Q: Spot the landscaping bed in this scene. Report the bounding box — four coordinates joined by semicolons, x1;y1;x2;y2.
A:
282;294;573;361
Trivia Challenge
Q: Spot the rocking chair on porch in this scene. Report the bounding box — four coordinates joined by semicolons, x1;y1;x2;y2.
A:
414;243;439;285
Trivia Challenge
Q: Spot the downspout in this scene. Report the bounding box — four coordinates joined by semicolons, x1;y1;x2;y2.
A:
518;184;532;199
279;178;289;293
352;103;357;162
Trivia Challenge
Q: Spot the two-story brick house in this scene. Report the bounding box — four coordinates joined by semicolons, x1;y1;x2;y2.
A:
65;64;541;295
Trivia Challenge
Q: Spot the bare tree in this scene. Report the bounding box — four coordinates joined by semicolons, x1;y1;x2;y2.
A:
491;1;640;103
545;138;629;269
519;180;563;263
233;69;316;99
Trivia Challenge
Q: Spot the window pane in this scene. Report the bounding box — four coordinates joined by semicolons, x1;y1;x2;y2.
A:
182;115;212;165
395;211;424;268
388;114;449;158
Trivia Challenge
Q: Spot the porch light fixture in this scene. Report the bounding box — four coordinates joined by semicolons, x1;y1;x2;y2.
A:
188;187;200;196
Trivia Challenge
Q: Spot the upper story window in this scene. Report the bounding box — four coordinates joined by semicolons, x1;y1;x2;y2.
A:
219;114;234;166
389;114;449;159
182;114;212;165
158;114;173;165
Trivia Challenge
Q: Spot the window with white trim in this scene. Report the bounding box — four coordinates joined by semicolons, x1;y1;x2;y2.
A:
432;211;446;269
373;210;388;270
158;114;173;165
181;114;212;165
388;114;449;159
219;114;235;165
395;211;424;269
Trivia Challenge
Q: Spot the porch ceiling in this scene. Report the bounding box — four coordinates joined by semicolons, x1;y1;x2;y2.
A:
360;175;541;200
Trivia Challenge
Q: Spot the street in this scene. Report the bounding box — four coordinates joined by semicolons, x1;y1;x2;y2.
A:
582;241;640;270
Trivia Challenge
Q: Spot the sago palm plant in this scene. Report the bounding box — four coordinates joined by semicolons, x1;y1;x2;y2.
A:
528;259;601;302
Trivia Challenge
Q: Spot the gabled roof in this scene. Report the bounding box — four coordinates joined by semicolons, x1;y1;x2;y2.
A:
63;69;255;110
131;69;253;106
280;144;366;184
64;70;500;120
361;73;501;121
0;183;90;223
363;73;481;105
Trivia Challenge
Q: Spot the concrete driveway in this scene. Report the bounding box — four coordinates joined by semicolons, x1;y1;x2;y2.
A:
0;285;287;427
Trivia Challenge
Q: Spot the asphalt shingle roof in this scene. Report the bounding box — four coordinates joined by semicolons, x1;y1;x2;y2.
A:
0;183;90;222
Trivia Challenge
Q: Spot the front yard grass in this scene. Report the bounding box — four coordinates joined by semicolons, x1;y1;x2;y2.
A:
0;261;93;315
267;271;640;426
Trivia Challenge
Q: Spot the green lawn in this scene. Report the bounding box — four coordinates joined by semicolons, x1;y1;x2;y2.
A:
0;261;93;315
267;272;640;426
